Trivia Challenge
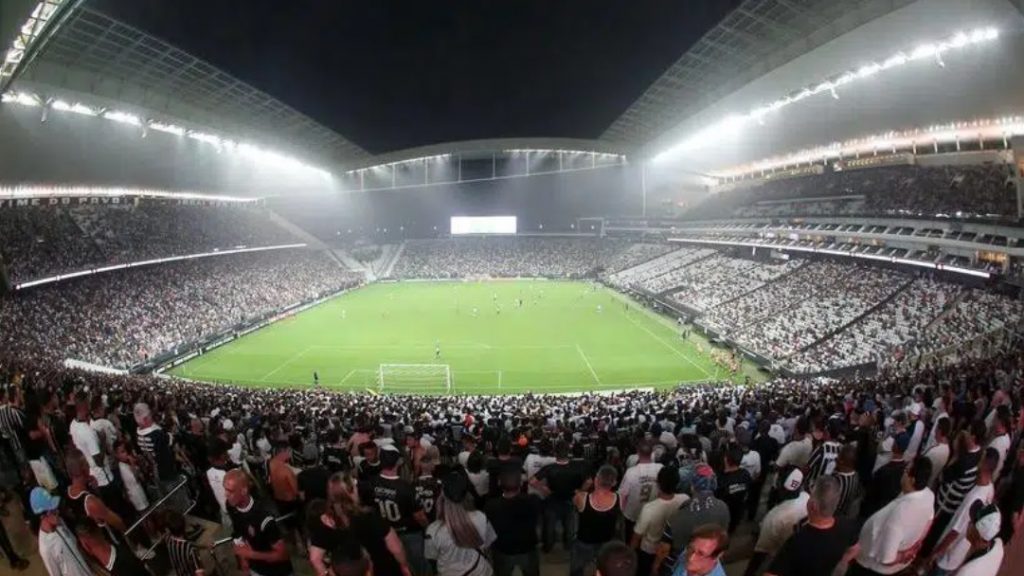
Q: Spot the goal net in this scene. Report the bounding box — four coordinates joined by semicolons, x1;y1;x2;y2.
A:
377;364;452;394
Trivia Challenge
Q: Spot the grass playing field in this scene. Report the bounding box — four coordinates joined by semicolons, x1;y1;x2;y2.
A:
170;280;750;394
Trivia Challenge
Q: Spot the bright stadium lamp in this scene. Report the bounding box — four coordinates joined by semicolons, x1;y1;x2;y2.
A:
149;121;185;136
103;110;141;126
51;100;98;116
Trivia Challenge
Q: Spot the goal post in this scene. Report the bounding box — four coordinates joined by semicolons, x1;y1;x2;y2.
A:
377;364;452;394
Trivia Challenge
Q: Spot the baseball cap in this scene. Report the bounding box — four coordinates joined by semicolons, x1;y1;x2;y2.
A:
782;468;804;492
30;487;61;515
380;444;402;468
691;464;718;493
971;502;1001;542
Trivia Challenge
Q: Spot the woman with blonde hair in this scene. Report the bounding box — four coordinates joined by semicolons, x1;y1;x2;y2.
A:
306;471;412;576
425;473;497;576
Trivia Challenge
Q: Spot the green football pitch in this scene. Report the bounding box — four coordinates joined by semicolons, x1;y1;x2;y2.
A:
170;280;749;394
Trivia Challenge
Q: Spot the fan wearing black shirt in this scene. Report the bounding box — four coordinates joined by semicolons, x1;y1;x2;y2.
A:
531;441;586;553
413;450;442;523
321;429;351;474
486;469;541;576
134;402;187;512
860;432;910;519
364;446;428;576
765;476;859;576
748;421;780;521
224;469;293;576
486;437;523;496
357;441;382;481
716;445;751;533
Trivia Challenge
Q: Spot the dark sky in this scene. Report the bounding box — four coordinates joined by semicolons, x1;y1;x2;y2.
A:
94;0;740;154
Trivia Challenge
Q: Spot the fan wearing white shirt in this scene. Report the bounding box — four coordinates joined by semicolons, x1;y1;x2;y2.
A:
986;408;1012;482
618;440;663;537
922;418;951;489
849;456;934;576
953;503;1004;576
925;448;998;575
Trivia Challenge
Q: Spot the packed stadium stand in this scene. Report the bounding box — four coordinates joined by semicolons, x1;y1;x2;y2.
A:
3;1;1024;576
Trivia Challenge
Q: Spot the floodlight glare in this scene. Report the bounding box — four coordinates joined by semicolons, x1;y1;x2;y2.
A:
2;91;40;106
52;100;98;116
149;121;185;136
103;110;141;126
187;131;222;146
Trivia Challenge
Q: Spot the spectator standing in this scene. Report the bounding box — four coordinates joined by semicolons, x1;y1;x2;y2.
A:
619;440;663;538
923;420;986;555
485;469;540;576
861;432;910;519
134;403;185;512
716;445;751;533
532;440;584;553
32;487;91;576
747;421;779;522
571;465;620;576
634;467;688;576
926;448;998;575
987;408;1012;481
763;476;859;576
657;464;730;576
224;469;293;576
670;524;728;576
160;509;204;576
806;419;842;485
922;418;951;489
425;474;497;576
596;541;637;576
366;445;428;576
953;503;1004;576
743;469;807;576
832;444;861;517
414;448;443;523
849;456;934;576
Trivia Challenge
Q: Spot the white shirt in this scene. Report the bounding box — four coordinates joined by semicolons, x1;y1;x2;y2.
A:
425;510;497;576
90;418;118;452
954;539;1004;576
987;434;1011;480
207;466;229;513
905;419;925;458
635;494;689;553
69;419;111;486
118;461;149;512
618;462;663;521
754;492;810;555
776;437;813;469
740;450;762;481
855;488;935;575
524;454;555;497
39;525;92;576
924;412;948;453
923;443;950;488
936;483;995;571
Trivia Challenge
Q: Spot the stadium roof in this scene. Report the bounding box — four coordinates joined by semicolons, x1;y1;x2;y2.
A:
12;6;370;168
602;0;915;148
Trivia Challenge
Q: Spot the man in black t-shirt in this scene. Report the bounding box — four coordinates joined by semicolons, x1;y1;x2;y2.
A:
365;445;428;576
413;451;442;523
133;402;186;511
321;429;351;473
532;441;585;552
224;469;293;576
357;441;382;481
486;437;523;496
715;445;751;533
486;469;541;576
765;476;858;576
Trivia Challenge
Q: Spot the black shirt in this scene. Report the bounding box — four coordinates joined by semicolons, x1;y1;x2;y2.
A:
414;475;443;523
716;468;751;529
486;456;523;495
228;499;292;576
484;493;540;554
862;459;907;518
536;460;584;501
298;466;330;502
365;474;423;533
358;458;382;481
136;425;178;481
322;445;350;473
309;511;402;576
767;518;858;576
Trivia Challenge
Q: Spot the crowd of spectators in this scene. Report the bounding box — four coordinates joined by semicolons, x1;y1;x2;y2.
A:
0;249;358;369
686;163;1018;221
788;276;966;373
904;290;1024;360
1;318;1022;576
0;202;299;284
668;256;803;313
606;247;716;293
731;267;908;361
391;237;644;279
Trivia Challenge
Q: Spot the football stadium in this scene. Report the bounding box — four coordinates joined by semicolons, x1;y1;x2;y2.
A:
1;1;1023;575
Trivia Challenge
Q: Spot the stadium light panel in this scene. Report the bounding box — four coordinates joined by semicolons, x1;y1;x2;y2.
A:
149;121;185;136
51;100;98;116
2;91;40;106
653;26;1001;163
103;110;141;126
187;131;222;146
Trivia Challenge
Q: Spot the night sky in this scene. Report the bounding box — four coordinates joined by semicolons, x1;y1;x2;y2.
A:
94;0;740;154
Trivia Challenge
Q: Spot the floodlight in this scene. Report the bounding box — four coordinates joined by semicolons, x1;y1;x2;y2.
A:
103;110;141;125
52;100;98;116
2;91;39;106
149;121;185;136
187;131;221;145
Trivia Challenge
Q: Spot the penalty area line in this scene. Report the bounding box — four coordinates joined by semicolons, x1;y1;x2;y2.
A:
575;343;602;386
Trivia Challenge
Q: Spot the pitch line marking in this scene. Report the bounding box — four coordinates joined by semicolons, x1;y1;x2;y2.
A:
575;343;602;386
621;312;713;378
257;346;313;382
337;369;357;387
